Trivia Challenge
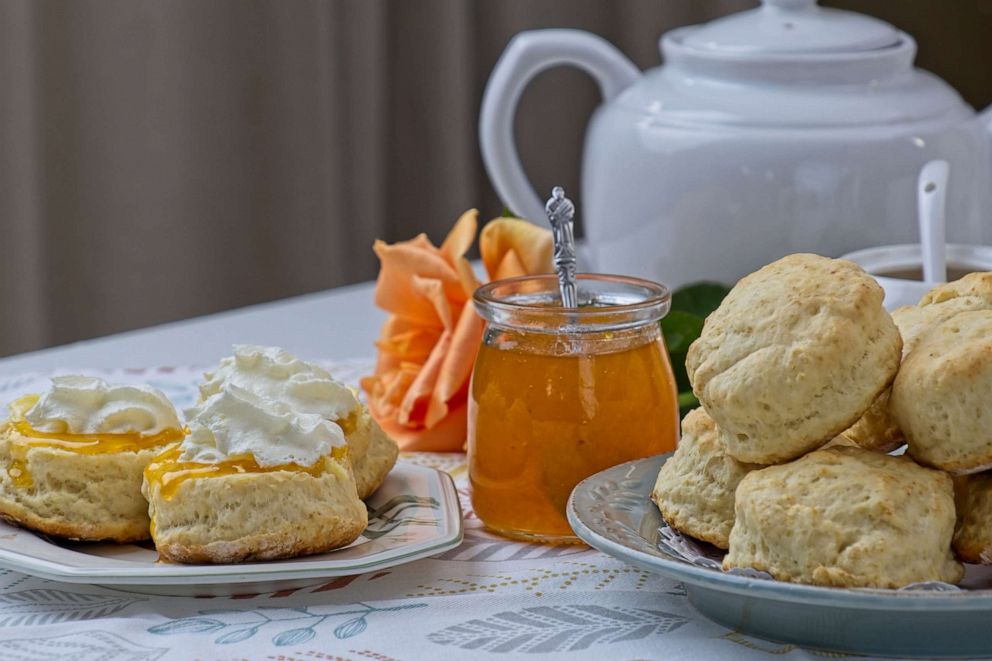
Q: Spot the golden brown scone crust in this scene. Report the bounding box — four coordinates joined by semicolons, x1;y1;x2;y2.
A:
143;455;367;564
892;309;992;474
686;254;901;464
844;276;992;452
0;424;158;542
651;408;759;549
953;473;992;564
919;272;992;306
348;408;399;499
723;446;962;588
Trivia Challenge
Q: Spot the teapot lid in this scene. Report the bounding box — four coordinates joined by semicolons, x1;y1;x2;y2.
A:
681;0;901;54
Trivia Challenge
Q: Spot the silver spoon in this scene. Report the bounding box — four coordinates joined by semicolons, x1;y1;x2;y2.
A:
545;186;578;308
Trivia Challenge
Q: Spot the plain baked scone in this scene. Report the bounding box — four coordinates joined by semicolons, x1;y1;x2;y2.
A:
723;446;962;588
651;408;759;549
143;450;367;564
843;273;992;452
892;309;992;474
344;406;400;499
0;421;160;542
686;253;902;464
954;473;992;565
953;473;992;564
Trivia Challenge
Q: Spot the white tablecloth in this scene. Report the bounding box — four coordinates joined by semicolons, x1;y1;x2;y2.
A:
0;450;848;661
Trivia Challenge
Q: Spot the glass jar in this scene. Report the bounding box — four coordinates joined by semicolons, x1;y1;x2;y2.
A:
468;273;679;544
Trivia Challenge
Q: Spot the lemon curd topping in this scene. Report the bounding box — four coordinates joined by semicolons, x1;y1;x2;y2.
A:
144;444;350;501
4;395;187;488
7;395;185;453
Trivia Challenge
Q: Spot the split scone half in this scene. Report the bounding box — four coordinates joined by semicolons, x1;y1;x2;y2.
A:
724;446;962;588
143;384;367;564
0;376;183;542
199;345;398;499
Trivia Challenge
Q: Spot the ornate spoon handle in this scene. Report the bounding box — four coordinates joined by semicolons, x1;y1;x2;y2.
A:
545;186;578;308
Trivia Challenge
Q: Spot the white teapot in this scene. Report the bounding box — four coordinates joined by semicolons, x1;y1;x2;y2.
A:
480;0;992;287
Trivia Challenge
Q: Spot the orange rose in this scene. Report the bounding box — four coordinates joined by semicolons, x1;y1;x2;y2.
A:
361;210;552;451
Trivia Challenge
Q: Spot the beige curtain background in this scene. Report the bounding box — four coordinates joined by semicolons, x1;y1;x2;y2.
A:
1;0;989;357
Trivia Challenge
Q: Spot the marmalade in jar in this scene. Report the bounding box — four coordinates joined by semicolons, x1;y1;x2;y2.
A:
468;274;679;543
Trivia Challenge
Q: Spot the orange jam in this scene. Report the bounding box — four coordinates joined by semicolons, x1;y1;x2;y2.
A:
143;444;349;501
469;273;679;543
4;394;186;488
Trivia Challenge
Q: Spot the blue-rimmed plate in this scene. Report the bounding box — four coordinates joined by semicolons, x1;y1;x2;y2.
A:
567;453;992;659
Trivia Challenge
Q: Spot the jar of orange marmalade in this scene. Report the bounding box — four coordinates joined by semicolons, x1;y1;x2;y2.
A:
468;273;679;543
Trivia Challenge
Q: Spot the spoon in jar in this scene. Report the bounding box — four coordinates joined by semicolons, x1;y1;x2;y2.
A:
544;186;578;308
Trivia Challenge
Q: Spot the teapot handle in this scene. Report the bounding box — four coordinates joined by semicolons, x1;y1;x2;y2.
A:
480;30;640;223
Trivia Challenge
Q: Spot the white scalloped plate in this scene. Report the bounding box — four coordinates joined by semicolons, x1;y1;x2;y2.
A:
568;453;992;659
0;364;463;596
0;461;462;596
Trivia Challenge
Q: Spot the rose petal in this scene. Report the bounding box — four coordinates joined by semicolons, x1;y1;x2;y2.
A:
424;302;484;428
480;218;553;281
370;398;470;452
373;237;465;324
374;317;441;362
440;209;478;266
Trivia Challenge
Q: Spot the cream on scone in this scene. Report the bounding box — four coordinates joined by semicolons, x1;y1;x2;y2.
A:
652;408;759;549
686;254;902;464
143;384;367;564
199;345;398;498
724;446;962;588
0;376;183;542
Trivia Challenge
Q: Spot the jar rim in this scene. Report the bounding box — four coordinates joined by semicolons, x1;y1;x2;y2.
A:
473;273;671;333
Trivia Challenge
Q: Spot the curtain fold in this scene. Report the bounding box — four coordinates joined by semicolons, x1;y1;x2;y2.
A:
0;0;986;357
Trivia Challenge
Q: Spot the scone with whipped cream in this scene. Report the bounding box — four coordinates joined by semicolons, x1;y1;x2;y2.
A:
142;384;367;563
0;376;183;542
199;345;398;499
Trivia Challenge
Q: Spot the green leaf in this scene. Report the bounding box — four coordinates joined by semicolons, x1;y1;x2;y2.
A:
677;391;699;418
660;310;704;355
670;282;730;318
663;281;731;419
499;206;519;219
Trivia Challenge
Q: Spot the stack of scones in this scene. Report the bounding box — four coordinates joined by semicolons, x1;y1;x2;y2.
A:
652;253;992;588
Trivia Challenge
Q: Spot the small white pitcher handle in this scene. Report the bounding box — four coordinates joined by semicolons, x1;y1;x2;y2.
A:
479;30;640;223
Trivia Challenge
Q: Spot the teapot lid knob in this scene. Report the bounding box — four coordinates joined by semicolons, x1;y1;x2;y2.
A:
680;0;900;54
762;0;817;8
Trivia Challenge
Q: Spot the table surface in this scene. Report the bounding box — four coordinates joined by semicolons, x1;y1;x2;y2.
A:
0;284;961;660
0;280;383;375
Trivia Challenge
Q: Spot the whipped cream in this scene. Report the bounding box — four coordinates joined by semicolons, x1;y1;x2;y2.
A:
24;375;181;436
180;385;345;467
200;345;358;421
